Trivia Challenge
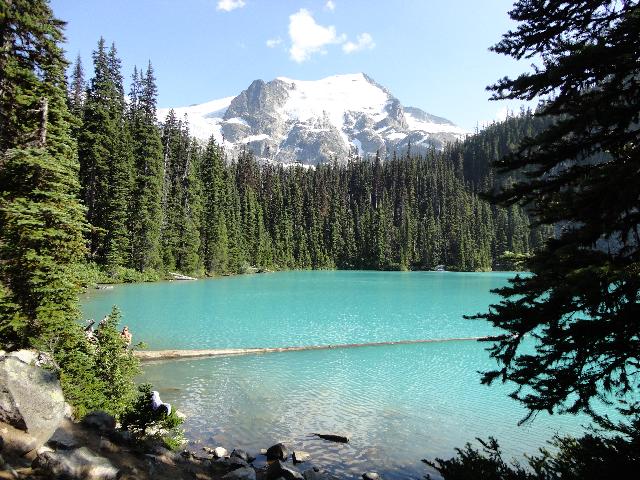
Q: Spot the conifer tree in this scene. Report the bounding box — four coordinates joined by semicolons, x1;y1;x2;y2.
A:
77;39;133;269
0;0;87;351
129;62;164;272
472;0;640;429
68;54;85;120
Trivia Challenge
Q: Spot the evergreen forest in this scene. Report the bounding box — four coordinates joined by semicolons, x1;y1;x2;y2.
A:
69;40;551;279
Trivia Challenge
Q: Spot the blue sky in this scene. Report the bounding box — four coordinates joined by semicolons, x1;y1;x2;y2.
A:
51;0;533;131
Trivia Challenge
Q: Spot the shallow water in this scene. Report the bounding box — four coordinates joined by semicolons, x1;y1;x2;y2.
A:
82;271;591;479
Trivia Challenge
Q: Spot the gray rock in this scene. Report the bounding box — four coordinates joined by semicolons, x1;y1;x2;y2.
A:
292;450;311;463
222;466;257;480
47;426;78;450
231;448;253;462
98;437;118;453
266;460;304;480
362;473;381;480
0;350;66;454
0;422;38;454
34;446;119;480
266;442;288;461
213;446;229;458
81;412;116;432
213;456;250;473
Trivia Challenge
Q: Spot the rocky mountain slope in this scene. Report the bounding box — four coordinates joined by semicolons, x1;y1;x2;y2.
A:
158;73;466;165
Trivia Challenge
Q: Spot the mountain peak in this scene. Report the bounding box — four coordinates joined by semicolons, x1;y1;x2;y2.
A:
158;74;466;165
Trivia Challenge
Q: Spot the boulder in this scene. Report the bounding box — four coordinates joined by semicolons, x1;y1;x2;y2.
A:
231;448;253;462
0;350;66;454
266;460;304;480
212;456;250;473
0;422;39;455
34;446;119;480
292;451;311;463
222;466;257;480
81;412;116;432
362;473;381;480
266;442;288;461
98;437;118;453
213;446;229;458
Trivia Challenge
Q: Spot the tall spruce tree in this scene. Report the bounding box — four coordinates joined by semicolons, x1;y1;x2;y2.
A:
0;0;87;350
68;54;85;120
160;112;202;275
77;39;133;269
471;0;640;429
129;62;164;272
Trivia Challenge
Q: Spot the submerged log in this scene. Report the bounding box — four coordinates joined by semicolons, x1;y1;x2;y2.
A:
312;433;349;443
135;336;493;362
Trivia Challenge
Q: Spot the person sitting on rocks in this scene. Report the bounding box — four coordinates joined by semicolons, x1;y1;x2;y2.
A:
84;319;96;342
121;326;132;346
150;390;172;416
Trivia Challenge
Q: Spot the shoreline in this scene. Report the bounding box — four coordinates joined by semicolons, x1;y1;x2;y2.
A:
134;336;493;362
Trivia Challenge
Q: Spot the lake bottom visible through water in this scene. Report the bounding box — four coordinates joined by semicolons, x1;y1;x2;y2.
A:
82;272;592;479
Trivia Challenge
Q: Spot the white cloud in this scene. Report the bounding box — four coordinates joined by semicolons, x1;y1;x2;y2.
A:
288;9;346;63
325;0;336;11
266;37;282;48
342;32;375;54
216;0;245;12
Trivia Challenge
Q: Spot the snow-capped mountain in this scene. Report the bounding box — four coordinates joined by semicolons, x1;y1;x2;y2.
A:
158;73;466;165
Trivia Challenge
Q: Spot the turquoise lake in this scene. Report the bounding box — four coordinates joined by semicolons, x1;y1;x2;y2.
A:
82;271;592;479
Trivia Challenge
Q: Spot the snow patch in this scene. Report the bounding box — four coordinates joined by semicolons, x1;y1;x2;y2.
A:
386;132;407;140
225;117;249;126
242;134;270;143
157;96;234;143
405;110;467;135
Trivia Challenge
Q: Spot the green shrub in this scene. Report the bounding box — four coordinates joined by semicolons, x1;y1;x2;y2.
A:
121;384;185;450
58;306;140;419
71;262;163;289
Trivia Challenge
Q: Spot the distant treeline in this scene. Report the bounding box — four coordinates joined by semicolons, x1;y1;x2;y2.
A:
71;40;552;277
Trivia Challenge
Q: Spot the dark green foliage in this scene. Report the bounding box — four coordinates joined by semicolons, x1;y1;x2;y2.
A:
0;0;87;350
91;306;140;415
0;1;141;422
128;63;164;272
121;384;185;449
193;142;539;275
160;111;203;275
424;432;640;480
60;306;140;418
77;39;133;269
468;0;640;429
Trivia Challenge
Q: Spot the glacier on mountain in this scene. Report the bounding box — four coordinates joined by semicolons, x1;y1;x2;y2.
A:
157;73;466;165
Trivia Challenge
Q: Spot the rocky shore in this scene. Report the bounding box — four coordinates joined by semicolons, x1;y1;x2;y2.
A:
0;350;385;480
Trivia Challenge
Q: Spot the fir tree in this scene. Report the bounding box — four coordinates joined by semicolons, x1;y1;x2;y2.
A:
471;0;640;429
129;62;164;272
0;0;88;358
77;39;133;269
